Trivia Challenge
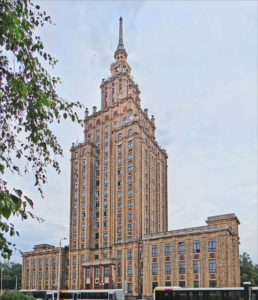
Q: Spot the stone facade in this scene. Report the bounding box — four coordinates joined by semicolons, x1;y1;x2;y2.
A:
22;18;240;297
22;244;69;290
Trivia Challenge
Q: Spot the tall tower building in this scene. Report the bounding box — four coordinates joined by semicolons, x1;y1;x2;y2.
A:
22;18;240;296
69;17;168;290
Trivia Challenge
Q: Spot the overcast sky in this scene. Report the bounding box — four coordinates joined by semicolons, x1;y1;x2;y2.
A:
5;1;257;264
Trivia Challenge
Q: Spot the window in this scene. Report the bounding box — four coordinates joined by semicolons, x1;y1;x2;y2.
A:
104;136;109;143
103;231;108;238
128;249;133;260
74;183;78;189
39;272;42;280
128;199;133;207
128;152;133;160
45;258;49;266
117;190;122;198
82;169;86;176
82;180;86;187
128;212;133;219
117;237;122;244
82;159;86;166
128;283;133;294
95;201;99;207
45;271;49;280
128;140;133;148
193;260;200;273
128;164;133;172
128;223;133;231
117;214;122;221
82;201;85;207
118;133;123;141
118;144;122;152
128;187;133;195
86;268;90;278
117;202;122;209
117;266;122;277
104;146;109;153
165;262;171;274
118;167;122;175
104;167;108;174
81;232;85;239
82;148;86;155
73;213;77;220
152;263;158;275
140;250;143;259
104;177;108;184
104;220;108;227
39;258;42;267
95;222;99;229
96;139;100;146
81;222;85;228
152;282;158;291
179;281;185;287
178;242;185;254
165;243;171;255
95;267;100;277
81;190;86;197
117;226;122;233
104;242;108;248
95;232;99;239
128;175;133;183
32;259;36;267
194;281;199;288
118;156;123;163
128;129;133;136
74;161;78;169
117;250;122;261
104;199;108;206
87;133;92;138
193;240;200;253
96;129;100;136
104;187;108;195
95;160;99;167
104;266;109;277
122;117;127;124
105;125;109;132
209;259;216;273
209;239;216;252
209;280;217;287
95;190;99;197
52;271;56;280
128;266;133;277
128;235;133;242
104;210;108;216
179;261;185;274
52;257;56;266
104;156;109;163
152;245;158;257
73;256;77;265
74;192;78;199
75;152;78;158
82;211;86;218
95;211;99;218
118;178;122;186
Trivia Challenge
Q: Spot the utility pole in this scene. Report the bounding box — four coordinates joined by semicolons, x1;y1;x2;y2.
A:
57;237;67;300
15;275;17;290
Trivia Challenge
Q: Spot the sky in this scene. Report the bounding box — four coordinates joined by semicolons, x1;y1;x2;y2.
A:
3;1;257;264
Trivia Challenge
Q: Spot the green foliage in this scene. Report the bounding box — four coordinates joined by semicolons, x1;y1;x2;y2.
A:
240;252;258;286
0;0;83;259
0;290;35;300
0;261;22;290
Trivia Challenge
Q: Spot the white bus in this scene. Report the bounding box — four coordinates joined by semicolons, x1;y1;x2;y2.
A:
154;286;258;300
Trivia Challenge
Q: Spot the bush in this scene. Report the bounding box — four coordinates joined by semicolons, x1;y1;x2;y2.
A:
0;290;35;300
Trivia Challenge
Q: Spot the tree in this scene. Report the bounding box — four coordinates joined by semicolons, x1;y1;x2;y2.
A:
240;252;258;286
0;290;35;300
0;0;83;259
0;261;22;290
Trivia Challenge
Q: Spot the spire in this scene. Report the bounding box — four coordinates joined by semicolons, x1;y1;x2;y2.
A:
114;17;127;59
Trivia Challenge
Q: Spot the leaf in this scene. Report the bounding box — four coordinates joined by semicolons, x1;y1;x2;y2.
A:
24;195;34;208
0;164;4;174
1;206;12;220
14;189;22;197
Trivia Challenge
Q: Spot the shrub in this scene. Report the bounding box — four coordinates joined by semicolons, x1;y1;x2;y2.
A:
0;290;35;300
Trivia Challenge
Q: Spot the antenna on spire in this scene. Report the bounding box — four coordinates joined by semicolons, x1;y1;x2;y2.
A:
114;17;127;58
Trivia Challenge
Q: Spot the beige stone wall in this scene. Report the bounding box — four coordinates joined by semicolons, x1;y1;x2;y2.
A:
22;244;68;290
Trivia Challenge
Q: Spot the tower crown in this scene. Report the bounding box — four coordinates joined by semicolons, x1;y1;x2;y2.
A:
114;17;127;60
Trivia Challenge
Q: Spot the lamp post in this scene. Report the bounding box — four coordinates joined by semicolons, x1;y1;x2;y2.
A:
57;237;67;300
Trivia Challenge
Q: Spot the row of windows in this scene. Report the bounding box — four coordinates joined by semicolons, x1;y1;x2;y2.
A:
26;257;57;268
151;259;216;275
151;280;217;290
89;127;133;138
152;239;216;256
26;271;56;281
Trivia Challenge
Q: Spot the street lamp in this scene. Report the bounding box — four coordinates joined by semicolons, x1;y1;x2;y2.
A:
57;237;67;300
